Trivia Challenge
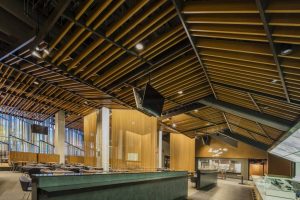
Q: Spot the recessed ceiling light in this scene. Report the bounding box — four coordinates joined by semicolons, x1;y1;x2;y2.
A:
32;51;41;58
135;43;144;50
33;81;39;85
262;106;270;110
172;123;176;128
178;91;183;94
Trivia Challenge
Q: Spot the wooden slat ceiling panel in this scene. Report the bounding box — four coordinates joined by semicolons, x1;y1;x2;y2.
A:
1;0;299;144
214;84;300;121
226;113;281;141
183;0;298;105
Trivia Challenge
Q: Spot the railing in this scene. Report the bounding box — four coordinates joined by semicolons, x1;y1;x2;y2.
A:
9;135;39;153
39;140;55;154
65;142;84;156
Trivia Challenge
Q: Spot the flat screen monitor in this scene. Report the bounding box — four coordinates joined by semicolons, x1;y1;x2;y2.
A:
31;124;48;135
141;83;165;117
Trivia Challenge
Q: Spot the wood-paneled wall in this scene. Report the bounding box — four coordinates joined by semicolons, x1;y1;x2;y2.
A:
196;138;267;159
38;153;60;163
111;109;157;170
9;151;37;162
66;156;84;164
170;133;195;172
84;111;97;166
268;153;293;177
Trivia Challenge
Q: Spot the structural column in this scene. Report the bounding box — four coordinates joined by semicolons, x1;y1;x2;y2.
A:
95;107;110;171
158;129;163;168
54;110;65;164
101;107;110;172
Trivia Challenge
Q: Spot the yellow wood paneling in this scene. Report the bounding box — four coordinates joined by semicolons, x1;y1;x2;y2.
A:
111;109;157;171
170;133;195;172
38;153;60;163
195;138;267;159
83;111;97;166
66;156;84;164
9;151;37;163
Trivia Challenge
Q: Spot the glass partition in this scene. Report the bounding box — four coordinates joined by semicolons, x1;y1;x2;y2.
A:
0;114;54;153
0;113;84;159
65;128;84;156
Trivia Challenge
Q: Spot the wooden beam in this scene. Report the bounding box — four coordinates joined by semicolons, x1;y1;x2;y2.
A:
172;0;217;99
199;95;293;131
255;0;290;103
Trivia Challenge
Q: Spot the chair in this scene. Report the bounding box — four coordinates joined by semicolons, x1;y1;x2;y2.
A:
19;176;32;200
9;161;16;172
28;168;41;178
69;168;80;173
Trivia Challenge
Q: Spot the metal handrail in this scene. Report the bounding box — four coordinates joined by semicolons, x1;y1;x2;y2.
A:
0;140;9;145
9;135;39;148
39;140;55;154
65;141;84;152
40;140;54;147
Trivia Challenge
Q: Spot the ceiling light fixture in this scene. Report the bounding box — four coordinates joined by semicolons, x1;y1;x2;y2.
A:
271;79;279;84
135;43;144;50
32;51;41;58
33;81;39;85
172;123;176;128
43;49;50;55
263;106;270;110
178;91;183;95
280;44;293;56
194;109;198;112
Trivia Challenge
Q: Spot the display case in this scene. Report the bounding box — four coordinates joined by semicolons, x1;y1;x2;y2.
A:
253;175;300;200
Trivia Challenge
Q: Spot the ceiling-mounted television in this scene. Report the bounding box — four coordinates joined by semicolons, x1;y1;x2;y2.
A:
133;83;165;117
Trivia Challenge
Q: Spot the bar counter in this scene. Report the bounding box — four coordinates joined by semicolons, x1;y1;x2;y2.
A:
32;171;188;200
